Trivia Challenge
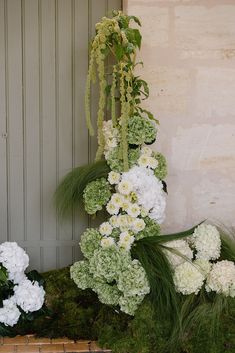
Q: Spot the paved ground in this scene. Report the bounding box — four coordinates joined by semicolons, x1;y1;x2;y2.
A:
0;336;111;353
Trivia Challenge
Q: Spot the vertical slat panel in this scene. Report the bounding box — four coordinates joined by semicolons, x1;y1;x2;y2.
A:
40;0;57;271
56;0;73;267
0;0;7;239
23;0;41;267
0;0;122;270
72;0;89;261
7;0;24;241
0;0;8;240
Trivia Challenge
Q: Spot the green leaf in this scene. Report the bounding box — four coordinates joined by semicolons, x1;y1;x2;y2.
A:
0;266;8;284
26;270;44;286
133;29;142;49
114;43;124;61
128;15;141;27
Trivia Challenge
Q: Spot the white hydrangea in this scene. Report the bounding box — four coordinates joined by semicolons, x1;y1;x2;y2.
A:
164;240;193;268
0;242;29;284
173;261;205;295
101;237;116;248
99;222;113;236
206;260;235;297
108;171;121;185
0;297;21;327
118;231;135;251
193;224;221;260
121;166;166;224
194;258;212;276
14;279;45;313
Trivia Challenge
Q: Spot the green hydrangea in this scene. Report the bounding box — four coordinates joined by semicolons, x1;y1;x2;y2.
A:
128;115;157;145
135;217;161;240
89;247;132;283
83;178;111;214
107;146;140;172
111;228;121;240
80;228;101;259
153;152;167;180
119;294;145;316
117;260;150;297
93;280;121;306
70;260;93;290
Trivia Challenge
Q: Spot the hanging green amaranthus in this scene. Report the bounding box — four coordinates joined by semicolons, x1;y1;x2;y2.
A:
85;11;154;168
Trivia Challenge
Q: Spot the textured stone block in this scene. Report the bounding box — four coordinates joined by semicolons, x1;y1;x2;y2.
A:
175;6;235;59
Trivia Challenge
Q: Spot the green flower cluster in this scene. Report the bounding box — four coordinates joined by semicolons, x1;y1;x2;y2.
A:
70;261;93;290
93;280;121;306
80;228;101;259
152;152;167;180
118;260;150;297
90;247;132;283
83;178;111;214
128;115;157;145
135;217;161;240
119;295;144;316
71;240;150;315
106;146;140;172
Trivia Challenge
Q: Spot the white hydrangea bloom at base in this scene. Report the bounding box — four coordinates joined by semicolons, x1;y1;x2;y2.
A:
0;298;21;327
14;279;45;313
206;260;235;297
194;259;212;276
193;224;221;260
164;240;193;268
173;261;205;295
121;166;166;224
0;242;29;284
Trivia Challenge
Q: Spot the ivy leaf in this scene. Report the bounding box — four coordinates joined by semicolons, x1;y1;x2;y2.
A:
114;43;124;60
128;15;141;27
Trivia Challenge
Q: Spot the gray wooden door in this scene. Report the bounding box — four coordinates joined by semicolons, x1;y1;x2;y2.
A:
0;0;121;271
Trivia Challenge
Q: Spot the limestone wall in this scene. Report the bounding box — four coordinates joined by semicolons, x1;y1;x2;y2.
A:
124;0;235;231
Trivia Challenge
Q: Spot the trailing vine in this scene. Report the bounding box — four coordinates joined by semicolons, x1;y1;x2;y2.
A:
85;11;154;166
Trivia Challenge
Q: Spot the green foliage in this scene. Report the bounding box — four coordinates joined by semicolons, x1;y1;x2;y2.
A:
54;161;110;216
1;266;233;353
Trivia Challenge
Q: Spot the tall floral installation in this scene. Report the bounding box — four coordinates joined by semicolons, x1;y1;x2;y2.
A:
0;11;234;353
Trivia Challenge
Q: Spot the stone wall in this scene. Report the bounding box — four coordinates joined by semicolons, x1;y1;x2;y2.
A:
124;0;235;231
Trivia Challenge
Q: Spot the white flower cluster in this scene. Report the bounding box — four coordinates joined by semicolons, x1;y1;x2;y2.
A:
164;224;235;298
99;164;166;252
0;242;29;284
0;242;45;327
102;120;120;159
137;146;158;169
206;260;235;297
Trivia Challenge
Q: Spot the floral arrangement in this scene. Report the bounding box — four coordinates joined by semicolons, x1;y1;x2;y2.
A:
0;242;45;329
54;10;235;350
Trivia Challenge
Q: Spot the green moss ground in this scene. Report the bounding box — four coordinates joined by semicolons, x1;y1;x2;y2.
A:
6;267;235;353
